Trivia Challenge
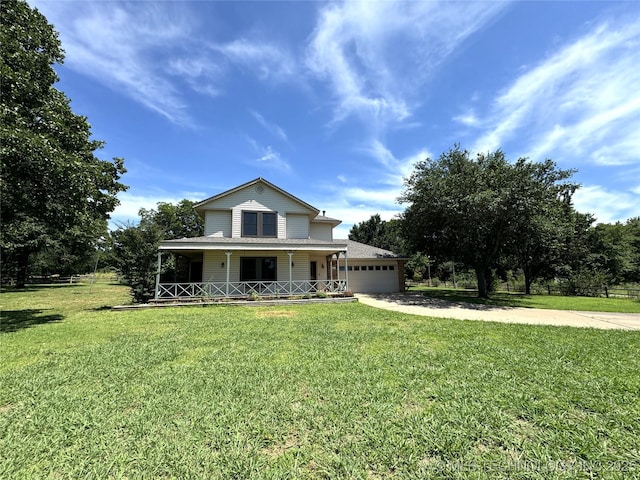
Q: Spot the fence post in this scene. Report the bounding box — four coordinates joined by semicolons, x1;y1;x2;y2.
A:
604;286;609;298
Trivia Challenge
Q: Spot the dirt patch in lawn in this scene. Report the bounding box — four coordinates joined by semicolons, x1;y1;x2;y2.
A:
255;309;299;319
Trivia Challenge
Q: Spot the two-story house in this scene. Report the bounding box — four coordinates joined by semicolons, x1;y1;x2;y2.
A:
155;178;405;299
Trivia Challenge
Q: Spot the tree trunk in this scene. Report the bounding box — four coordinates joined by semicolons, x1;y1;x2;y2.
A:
475;266;489;298
485;269;494;294
524;274;533;295
15;249;31;289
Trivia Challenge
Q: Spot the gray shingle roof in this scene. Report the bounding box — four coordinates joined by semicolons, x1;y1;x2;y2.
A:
162;236;344;247
337;240;404;259
160;237;404;259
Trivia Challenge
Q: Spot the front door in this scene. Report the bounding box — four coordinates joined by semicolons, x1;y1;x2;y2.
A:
310;261;317;281
190;261;203;282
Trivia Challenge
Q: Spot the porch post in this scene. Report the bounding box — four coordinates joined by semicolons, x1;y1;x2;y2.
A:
154;251;161;299
225;251;231;297
329;255;333;283
343;250;349;292
288;251;294;295
335;252;341;286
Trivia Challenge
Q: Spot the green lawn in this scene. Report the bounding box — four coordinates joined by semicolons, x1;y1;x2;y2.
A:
1;284;639;479
410;286;640;313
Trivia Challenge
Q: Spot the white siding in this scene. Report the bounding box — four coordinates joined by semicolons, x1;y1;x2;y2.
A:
202;251;228;282
204;211;231;237
287;214;309;239
202;251;311;283
309;255;329;281
310;223;332;241
347;261;400;293
198;183;316;239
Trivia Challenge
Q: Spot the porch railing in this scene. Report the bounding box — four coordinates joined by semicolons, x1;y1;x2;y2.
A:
156;279;348;299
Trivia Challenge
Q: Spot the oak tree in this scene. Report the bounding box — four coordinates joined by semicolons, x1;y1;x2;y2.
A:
400;146;579;298
0;0;127;287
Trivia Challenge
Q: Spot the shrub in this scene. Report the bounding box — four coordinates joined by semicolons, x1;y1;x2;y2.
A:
110;224;163;303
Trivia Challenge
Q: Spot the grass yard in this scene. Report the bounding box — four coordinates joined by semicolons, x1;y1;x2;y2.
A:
411;287;640;313
1;284;639;479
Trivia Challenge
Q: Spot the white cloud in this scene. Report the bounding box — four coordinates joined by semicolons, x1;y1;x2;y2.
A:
307;195;404;240
109;191;199;228
573;185;639;224
249;110;288;142
362;139;430;184
31;2;298;125
212;38;295;81
166;58;224;98
315;141;431;237
473;17;640;167
32;1;201;125
246;137;291;172
453;111;481;127
306;0;507;130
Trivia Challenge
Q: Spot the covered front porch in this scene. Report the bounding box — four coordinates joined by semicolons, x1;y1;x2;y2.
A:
154;240;350;300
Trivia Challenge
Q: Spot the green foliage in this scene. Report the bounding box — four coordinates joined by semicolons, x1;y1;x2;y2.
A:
349;215;407;254
110;223;163;303
400;146;579;298
139;199;204;240
504;160;580;293
406;252;432;282
584;218;640;284
1;284;639;477
0;0;127;287
128;199;204;284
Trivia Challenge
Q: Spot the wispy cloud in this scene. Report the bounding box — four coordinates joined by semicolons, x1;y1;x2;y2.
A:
362;139;430;184
317;140;431;236
110;190;203;228
212;39;295;81
246;137;291;172
31;1;299;126
249;110;288;142
472;17;640;169
306;1;507;131
33;1;201;125
453;111;481;128
573;185;639;224
306;190;404;239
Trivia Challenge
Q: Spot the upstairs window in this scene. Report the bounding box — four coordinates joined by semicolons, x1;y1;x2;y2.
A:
242;211;277;238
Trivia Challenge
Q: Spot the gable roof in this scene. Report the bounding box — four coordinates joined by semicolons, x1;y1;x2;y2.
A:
194;177;319;215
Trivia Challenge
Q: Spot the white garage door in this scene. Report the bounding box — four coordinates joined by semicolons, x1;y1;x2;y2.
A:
347;263;399;293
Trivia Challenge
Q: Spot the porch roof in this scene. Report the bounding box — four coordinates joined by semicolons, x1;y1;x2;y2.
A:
159;236;348;252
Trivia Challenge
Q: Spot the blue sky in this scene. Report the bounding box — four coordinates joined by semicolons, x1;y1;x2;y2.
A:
31;0;640;237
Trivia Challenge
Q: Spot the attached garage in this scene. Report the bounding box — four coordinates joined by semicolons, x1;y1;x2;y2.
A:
340;240;406;293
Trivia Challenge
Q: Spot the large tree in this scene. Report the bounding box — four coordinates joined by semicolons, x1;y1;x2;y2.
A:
110;223;164;304
139;200;204;240
399;146;578;298
582;217;640;285
0;0;127;287
109;200;203;302
349;215;407;255
504;159;579;293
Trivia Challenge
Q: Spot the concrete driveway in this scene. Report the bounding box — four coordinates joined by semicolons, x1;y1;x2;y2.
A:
356;292;640;330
